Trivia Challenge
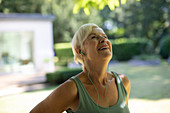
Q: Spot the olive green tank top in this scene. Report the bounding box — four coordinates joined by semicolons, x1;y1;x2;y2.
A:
66;71;130;113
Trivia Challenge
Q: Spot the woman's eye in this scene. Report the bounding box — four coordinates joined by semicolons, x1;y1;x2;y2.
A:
91;36;96;39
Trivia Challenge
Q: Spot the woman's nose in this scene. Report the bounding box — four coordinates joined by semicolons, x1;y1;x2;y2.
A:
98;36;106;43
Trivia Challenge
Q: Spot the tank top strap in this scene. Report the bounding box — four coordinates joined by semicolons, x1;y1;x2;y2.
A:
70;76;88;98
70;76;95;112
111;71;127;100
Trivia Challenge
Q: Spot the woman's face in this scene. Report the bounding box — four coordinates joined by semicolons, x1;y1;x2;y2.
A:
83;27;112;62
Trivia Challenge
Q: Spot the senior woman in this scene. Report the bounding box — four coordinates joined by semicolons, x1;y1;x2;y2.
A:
30;23;131;113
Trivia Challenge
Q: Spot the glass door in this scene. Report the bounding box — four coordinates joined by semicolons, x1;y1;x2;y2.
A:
0;31;34;73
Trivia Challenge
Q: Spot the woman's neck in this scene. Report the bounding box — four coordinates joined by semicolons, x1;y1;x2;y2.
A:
83;59;109;86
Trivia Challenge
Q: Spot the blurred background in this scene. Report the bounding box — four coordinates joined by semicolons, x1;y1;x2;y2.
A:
0;0;170;113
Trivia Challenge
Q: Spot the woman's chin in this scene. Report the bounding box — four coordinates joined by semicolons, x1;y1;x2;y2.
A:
99;52;112;60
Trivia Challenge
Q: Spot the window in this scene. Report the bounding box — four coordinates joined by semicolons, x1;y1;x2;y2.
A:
0;32;34;72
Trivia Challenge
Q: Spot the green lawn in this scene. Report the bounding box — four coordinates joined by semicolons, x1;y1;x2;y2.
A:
0;61;170;113
109;61;170;100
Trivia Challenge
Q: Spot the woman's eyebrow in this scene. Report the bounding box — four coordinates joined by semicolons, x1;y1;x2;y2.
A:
88;33;96;37
88;33;106;37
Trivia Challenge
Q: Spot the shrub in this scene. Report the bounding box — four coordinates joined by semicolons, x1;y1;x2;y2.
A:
159;35;170;59
54;38;152;62
110;38;150;61
46;68;82;84
54;42;73;60
54;43;74;66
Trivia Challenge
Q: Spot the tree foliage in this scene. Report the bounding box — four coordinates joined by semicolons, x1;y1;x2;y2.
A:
50;0;102;43
100;0;170;49
0;0;44;13
0;0;102;43
0;0;169;52
72;0;141;15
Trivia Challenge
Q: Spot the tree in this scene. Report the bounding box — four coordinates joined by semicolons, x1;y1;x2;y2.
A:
0;0;103;43
0;0;44;13
50;0;102;43
72;0;140;15
99;0;170;49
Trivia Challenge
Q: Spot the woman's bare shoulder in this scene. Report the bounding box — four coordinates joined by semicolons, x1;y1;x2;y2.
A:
118;73;131;95
118;74;130;85
109;72;130;89
52;78;78;99
30;78;78;113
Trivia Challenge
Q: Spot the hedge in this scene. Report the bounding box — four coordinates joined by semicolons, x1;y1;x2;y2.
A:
46;68;82;84
54;43;73;60
110;38;150;61
54;38;151;62
159;35;170;59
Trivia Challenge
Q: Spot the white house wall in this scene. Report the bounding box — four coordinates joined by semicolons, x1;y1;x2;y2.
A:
0;20;55;72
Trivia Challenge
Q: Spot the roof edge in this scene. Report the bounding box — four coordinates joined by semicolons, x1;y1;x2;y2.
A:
0;13;55;21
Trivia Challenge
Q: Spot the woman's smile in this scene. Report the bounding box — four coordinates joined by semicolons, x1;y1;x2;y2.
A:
98;44;109;51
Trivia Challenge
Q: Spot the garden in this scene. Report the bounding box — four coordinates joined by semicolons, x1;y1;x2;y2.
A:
0;0;170;113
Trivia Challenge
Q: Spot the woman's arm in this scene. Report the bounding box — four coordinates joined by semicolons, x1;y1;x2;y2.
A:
30;79;78;113
119;74;131;106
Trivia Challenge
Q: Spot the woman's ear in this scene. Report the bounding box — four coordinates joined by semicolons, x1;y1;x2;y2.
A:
75;48;84;57
75;48;81;56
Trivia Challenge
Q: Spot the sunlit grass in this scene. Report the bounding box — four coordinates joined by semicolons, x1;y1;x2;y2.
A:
109;60;170;99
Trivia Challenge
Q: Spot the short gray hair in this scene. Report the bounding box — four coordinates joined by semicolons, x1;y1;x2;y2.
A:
72;23;99;64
